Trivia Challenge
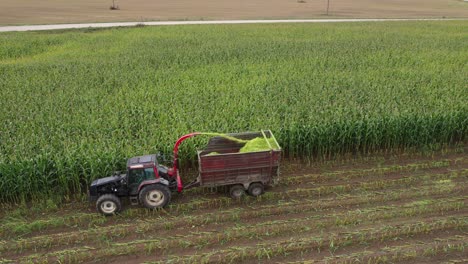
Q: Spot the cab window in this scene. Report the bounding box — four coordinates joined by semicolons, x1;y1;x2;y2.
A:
128;167;155;187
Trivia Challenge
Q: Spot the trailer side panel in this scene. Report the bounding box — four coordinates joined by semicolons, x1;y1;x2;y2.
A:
198;130;281;188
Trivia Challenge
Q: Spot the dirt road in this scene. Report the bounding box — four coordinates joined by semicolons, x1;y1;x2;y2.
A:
0;18;465;32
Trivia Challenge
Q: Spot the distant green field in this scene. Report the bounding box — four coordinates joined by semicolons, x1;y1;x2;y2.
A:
0;21;467;201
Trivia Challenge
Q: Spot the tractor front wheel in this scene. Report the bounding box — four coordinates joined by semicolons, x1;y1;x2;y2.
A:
96;194;122;216
139;184;171;209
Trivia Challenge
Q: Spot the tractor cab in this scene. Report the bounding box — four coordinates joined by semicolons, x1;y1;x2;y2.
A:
126;154;175;195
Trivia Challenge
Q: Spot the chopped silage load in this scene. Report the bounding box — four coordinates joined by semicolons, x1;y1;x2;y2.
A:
239;137;279;153
202;133;279;156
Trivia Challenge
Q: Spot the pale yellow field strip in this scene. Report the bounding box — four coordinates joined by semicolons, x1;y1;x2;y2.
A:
1;18;467;32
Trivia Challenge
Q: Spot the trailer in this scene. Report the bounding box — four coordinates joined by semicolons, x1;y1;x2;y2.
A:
194;130;281;198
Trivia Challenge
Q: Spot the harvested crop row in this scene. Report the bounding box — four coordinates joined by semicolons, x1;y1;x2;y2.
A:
289;234;467;263
283;159;456;183
0;212;106;239
143;216;468;264
269;169;466;196
11;198;466;263
281;149;467;175
5;191;465;256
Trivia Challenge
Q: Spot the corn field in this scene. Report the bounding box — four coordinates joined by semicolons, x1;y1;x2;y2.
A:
0;21;467;201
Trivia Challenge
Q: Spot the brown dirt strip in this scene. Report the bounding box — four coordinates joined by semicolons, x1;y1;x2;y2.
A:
273;232;467;263
438;256;468;264
4;192;465;258
1;0;467;26
11;202;467;263
125;215;468;264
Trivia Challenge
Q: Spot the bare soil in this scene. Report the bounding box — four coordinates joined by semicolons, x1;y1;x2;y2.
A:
0;0;467;26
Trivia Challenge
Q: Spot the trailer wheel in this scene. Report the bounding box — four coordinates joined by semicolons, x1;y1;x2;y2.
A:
248;183;264;197
230;185;245;199
96;194;122;216
139;184;171;209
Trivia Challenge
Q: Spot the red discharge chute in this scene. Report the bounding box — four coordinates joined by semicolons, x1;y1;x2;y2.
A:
176;171;182;192
171;132;201;192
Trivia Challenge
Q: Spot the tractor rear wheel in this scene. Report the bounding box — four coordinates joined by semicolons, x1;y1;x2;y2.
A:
248;182;264;197
139;184;171;209
229;185;245;199
96;194;122;216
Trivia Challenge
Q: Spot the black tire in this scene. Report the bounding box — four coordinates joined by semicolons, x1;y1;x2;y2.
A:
248;182;264;197
96;194;122;216
229;185;245;199
139;184;171;209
